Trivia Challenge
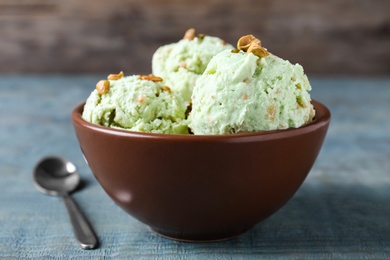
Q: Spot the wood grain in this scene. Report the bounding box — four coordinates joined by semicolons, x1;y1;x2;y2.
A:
0;0;389;74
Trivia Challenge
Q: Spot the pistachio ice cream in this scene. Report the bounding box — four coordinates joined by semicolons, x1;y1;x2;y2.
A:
82;32;315;136
152;28;233;102
82;73;189;134
189;35;315;135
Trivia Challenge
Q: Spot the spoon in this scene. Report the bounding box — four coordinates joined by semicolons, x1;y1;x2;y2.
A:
33;156;99;249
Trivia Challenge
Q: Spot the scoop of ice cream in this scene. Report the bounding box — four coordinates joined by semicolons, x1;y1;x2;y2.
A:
152;28;233;102
82;74;189;134
189;46;315;135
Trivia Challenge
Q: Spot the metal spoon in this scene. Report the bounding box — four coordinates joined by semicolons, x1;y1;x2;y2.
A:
33;156;99;249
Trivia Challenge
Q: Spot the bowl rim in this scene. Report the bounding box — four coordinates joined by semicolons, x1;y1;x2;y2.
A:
72;100;330;142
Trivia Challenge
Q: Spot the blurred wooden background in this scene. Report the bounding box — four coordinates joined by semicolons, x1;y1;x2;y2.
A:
0;0;389;75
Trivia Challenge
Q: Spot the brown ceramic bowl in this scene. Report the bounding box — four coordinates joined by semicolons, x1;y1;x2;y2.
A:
72;100;330;242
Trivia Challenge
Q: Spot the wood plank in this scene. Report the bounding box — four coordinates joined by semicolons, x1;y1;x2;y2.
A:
0;0;389;74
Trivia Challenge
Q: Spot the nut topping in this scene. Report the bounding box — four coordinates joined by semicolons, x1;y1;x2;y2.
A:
138;74;163;82
197;33;205;40
237;35;256;51
236;34;269;58
96;80;110;94
107;71;124;80
161;86;172;93
249;45;269;58
183;28;206;41
183;28;196;40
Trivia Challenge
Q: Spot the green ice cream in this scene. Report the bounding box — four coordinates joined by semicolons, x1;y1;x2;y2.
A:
82;74;189;134
82;34;315;136
189;48;315;135
152;29;233;102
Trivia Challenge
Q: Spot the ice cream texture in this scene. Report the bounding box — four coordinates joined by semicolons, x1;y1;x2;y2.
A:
82;73;189;134
189;35;315;134
152;28;233;102
82;32;315;135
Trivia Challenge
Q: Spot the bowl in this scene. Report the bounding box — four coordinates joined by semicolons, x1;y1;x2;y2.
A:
72;100;330;242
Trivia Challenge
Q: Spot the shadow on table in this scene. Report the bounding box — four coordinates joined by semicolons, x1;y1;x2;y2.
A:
173;183;390;255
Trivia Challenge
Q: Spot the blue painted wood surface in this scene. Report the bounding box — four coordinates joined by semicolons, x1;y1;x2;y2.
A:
1;75;389;259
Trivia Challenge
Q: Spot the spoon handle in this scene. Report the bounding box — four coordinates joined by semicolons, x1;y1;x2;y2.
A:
62;194;99;249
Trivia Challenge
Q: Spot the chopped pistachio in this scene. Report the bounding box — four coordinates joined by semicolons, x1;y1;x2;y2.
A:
96;80;110;94
138;74;163;82
161;86;172;93
107;71;124;80
183;28;196;40
237;34;269;58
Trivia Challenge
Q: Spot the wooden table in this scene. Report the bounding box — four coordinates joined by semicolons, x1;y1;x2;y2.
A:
1;75;389;259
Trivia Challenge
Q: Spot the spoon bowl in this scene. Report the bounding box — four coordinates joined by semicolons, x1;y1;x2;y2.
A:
33;156;80;196
33;156;99;249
